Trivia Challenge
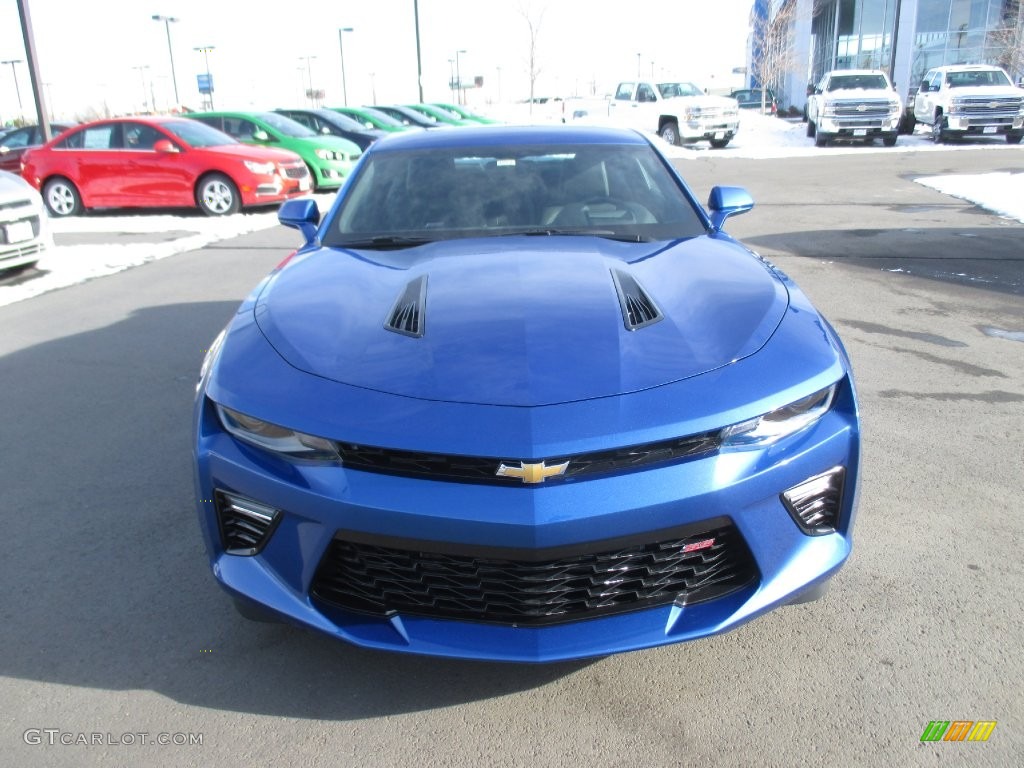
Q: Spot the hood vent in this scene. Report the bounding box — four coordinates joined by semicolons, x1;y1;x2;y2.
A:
385;275;428;338
611;270;662;330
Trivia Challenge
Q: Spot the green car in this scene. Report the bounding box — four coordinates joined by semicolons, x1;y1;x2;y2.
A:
187;111;360;190
331;106;414;133
431;103;500;124
404;104;477;126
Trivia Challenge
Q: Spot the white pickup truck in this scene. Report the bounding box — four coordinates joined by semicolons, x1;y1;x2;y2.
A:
602;80;740;148
805;69;903;147
913;64;1024;144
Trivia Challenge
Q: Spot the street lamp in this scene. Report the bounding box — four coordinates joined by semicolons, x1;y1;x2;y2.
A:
194;46;215;110
1;59;23;115
455;49;466;105
338;27;354;106
132;64;151;112
299;55;318;107
152;15;180;106
448;59;455;102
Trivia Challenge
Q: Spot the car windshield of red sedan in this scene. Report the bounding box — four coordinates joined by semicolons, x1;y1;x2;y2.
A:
162;119;238;148
327;143;706;248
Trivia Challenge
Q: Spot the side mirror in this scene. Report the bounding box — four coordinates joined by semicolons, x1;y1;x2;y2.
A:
153;139;178;153
278;198;321;246
252;129;270;142
707;186;754;231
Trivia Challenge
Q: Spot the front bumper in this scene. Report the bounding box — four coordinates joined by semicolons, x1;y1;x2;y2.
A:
194;378;860;663
942;114;1024;134
680;119;740;142
818;116;900;138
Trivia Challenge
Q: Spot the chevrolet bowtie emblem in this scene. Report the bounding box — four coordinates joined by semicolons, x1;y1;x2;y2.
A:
496;460;570;484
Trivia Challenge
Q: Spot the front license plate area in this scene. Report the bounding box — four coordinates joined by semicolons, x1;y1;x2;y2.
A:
983;126;997;134
853;129;867;136
4;220;33;243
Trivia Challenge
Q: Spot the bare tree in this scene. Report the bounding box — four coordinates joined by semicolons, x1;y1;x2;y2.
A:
519;2;546;113
989;0;1024;83
749;0;812;113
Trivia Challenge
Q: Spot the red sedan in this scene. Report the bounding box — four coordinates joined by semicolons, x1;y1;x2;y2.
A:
20;116;311;216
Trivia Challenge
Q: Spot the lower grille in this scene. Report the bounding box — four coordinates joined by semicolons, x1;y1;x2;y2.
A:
215;490;282;555
782;466;845;535
283;166;308;179
311;520;758;626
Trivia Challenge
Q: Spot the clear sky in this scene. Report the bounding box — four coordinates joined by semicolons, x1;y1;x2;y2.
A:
0;0;753;121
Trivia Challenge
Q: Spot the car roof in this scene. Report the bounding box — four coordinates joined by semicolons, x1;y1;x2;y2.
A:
369;124;651;152
825;69;888;76
931;64;1002;72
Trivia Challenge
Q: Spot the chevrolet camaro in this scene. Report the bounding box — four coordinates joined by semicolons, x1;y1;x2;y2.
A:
193;125;860;662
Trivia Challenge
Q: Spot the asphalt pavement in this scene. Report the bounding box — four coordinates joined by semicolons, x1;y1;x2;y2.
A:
0;148;1021;767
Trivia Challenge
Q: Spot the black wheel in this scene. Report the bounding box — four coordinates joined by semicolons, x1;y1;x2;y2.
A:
806;119;815;138
42;177;82;217
659;121;680;146
814;129;830;148
196;173;240;216
882;133;898;147
1007;133;1023;145
709;137;731;149
932;115;947;144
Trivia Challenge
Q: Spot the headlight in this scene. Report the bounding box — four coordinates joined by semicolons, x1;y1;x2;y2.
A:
243;160;275;175
822;100;838;117
949;99;965;115
721;384;837;446
888;100;900;114
197;328;227;392
315;148;347;161
216;405;339;460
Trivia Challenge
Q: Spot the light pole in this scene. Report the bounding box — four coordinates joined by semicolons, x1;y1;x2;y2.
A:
448;59;455;102
132;64;151;112
338;27;354;106
152;15;180;106
637;53;642;80
455;49;466;105
1;59;23;115
194;46;215;109
299;55;317;107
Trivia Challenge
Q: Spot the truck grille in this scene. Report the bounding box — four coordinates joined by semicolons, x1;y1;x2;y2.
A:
310;520;758;626
959;96;1022;117
834;99;893;118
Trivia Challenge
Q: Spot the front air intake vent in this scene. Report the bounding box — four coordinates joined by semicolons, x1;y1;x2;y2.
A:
611;270;662;330
781;467;846;535
215;490;282;555
385;275;428;337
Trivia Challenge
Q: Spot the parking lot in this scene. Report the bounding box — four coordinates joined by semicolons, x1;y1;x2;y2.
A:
0;144;1021;767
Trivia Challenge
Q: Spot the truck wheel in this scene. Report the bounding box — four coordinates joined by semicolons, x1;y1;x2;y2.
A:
882;133;898;147
814;130;830;148
932;116;947;144
806;119;815;138
659;121;680;146
709;137;730;149
1007;133;1023;145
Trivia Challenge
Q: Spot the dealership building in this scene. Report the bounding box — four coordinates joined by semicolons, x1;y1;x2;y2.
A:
756;0;1024;109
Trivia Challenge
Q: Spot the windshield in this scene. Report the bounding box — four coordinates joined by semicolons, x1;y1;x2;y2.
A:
657;82;704;98
326;142;706;248
827;74;889;91
349;107;406;129
255;112;317;137
945;69;1012;87
163;119;237;147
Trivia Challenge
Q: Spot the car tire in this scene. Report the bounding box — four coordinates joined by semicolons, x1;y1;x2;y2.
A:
42;177;82;217
806;119;815;138
196;173;240;216
1007;132;1023;145
882;133;898;147
709;137;730;149
899;113;916;134
659;121;680;146
814;129;830;148
932;116;947;144
304;163;320;191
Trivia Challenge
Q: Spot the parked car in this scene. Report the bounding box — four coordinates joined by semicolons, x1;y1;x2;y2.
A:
273;108;386;151
194;124;861;663
187;111;360;190
332;106;415;133
729;88;777;114
913;64;1024;144
0;169;50;272
403;103;476;126
20;116;310;217
0;123;76;173
371;105;444;129
806;69;902;147
431;102;500;124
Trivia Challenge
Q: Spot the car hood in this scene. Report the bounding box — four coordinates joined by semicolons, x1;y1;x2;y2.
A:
254;236;789;407
0;170;35;201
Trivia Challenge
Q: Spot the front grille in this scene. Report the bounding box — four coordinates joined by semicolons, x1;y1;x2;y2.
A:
959;97;1022;116
335;428;722;486
0;198;33;213
283;166;308;179
834;100;893;118
781;466;845;535
311;520;758;625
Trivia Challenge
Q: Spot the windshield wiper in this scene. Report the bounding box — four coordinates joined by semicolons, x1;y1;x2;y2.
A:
505;229;653;243
336;236;435;250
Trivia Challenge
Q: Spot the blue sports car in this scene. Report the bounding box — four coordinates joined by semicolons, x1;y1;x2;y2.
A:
193;125;860;662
